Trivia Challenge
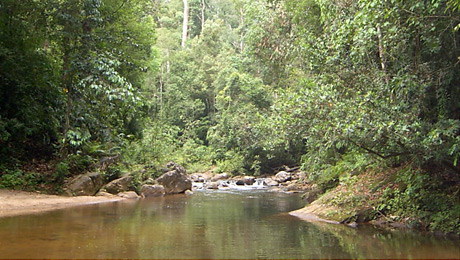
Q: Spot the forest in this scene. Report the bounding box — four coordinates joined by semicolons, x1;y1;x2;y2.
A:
0;0;459;234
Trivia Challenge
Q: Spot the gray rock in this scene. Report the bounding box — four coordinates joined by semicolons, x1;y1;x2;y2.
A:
104;176;134;194
265;179;279;187
118;191;140;199
184;190;194;195
162;162;186;174
211;173;229;182
157;170;192;194
285;183;308;192
66;172;103;196
206;182;219;189
95;191;115;197
291;171;306;180
190;174;206;182
218;180;229;187
243;176;256;185
274;171;292;183
234;176;255;185
140;184;165;197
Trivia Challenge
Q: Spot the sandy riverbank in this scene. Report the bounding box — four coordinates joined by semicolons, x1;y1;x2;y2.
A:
0;189;123;218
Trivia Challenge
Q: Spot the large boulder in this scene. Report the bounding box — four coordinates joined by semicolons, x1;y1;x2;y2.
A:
274;171;292;183
104;176;134;194
66;172;103;196
140;184;165;197
156;168;192;194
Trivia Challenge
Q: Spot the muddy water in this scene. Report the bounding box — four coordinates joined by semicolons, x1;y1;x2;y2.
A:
0;190;458;259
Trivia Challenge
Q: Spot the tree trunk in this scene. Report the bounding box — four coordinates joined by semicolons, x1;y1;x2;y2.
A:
61;43;72;154
181;0;189;48
201;0;205;34
240;7;244;52
377;26;389;85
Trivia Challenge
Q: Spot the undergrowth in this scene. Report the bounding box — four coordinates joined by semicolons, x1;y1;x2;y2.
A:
376;165;460;234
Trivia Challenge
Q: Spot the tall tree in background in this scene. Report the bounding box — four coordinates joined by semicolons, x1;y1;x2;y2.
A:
182;0;190;47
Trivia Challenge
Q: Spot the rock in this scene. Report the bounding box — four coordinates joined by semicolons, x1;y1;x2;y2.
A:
140;184;165;197
162;162;186;174
104;176;134;194
192;182;205;190
206;182;219;189
190;174;200;181
211;173;229;182
66;172;103;196
190;174;206;183
243;176;256;185
234;176;256;185
157;169;192;194
184;190;193;195
265;179;279;187
286;183;301;192
218;180;229;187
291;171;306;180
274;171;292;183
348;222;358;228
95;191;115;197
117;191;140;199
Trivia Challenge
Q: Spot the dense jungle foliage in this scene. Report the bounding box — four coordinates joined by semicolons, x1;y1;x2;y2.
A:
0;0;459;233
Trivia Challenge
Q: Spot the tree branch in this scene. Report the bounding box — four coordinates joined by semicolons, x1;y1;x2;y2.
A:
348;138;412;159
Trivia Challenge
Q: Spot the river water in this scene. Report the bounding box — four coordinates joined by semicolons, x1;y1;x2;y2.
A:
0;189;458;259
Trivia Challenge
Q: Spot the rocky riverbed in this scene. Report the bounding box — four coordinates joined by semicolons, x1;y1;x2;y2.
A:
1;162;316;218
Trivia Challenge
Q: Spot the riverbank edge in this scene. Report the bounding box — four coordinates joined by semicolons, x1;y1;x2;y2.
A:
286;165;460;236
0;189;125;218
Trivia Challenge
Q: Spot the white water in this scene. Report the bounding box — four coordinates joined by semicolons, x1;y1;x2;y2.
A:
193;178;269;191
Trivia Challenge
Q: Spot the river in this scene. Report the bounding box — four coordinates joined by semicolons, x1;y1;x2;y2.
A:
0;189;458;259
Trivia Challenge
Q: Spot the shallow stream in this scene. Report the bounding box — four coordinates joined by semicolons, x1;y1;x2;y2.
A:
0;190;458;259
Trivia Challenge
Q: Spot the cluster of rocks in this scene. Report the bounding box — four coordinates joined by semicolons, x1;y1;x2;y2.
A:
190;172;261;190
64;162;315;200
189;169;310;193
64;162;193;199
266;170;310;192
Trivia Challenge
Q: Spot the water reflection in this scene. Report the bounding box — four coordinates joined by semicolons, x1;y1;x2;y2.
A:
0;190;458;259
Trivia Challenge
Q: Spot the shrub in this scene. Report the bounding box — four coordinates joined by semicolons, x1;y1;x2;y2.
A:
104;165;122;183
0;169;43;190
216;150;245;174
54;162;70;181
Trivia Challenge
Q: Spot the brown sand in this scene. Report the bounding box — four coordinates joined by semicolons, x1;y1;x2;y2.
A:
0;189;123;218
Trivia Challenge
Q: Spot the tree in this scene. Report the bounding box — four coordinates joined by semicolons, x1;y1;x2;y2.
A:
0;0;156;164
182;0;190;47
